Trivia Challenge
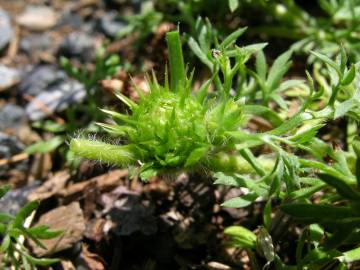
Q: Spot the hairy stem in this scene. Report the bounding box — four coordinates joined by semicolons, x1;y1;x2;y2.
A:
70;139;137;166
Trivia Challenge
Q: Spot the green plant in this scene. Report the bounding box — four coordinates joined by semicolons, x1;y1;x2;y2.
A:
243;0;360;62
0;185;62;269
69;28;360;268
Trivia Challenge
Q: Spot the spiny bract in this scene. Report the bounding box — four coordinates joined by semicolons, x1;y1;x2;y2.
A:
70;30;245;180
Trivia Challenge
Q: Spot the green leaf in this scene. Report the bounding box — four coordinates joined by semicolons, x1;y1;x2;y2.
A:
27;225;63;239
309;224;324;243
139;163;158;180
300;247;341;265
318;173;360;201
341;64;356;85
32;120;66;133
256;50;267;81
263;200;272;229
268;112;312;136
288;123;325;144
288;183;325;200
25;255;60;266
220;27;246;49
334;99;356;119
224;226;257;248
185;146;209;167
354;140;360;186
257;227;275;262
222;193;258;208
0;234;11;252
166;31;186;93
324;228;354;250
266;50;292;92
228;0;239;12
310;51;341;77
280;203;354;221
0;184;11;199
187;37;213;69
243;105;282;127
25;136;64;154
13;200;40;228
0;213;14;223
342;246;360;263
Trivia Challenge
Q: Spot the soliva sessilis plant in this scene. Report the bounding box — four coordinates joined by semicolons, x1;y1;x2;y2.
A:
70;27;360;269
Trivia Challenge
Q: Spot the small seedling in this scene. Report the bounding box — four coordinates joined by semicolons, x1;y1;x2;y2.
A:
0;185;62;269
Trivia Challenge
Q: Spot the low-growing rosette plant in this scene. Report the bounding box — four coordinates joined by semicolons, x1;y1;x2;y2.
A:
70;31;251;180
70;28;360;269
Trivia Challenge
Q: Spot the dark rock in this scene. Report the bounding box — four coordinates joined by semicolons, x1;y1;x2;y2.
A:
18;65;67;96
57;12;83;29
0;104;26;131
175;174;215;217
0;181;40;216
103;186;157;236
58;32;95;62
0;133;28;177
0;65;20;91
25;79;86;120
104;0;141;11
20;33;52;55
0;9;13;51
99;12;127;38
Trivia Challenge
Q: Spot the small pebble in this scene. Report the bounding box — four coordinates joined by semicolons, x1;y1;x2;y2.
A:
0;65;21;92
99;12;127;38
0;182;40;215
17;6;58;31
0;132;28;177
18;65;66;96
0;104;26;131
58;32;95;61
20;33;52;54
57;12;83;29
26;79;86;121
0;9;13;51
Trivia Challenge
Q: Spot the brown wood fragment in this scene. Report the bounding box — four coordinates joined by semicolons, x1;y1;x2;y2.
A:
79;244;106;270
30;202;85;256
58;169;128;202
28;170;70;201
60;260;76;270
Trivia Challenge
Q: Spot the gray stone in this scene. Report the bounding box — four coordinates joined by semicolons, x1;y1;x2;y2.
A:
26;79;86;120
0;104;26;130
18;65;66;96
57;12;83;29
17;6;58;31
0;9;13;51
0;65;20;91
20;33;52;54
58;32;95;61
0;132;27;177
0;181;40;216
99;12;127;38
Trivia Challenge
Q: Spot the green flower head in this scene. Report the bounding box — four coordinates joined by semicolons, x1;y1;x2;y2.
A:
70;31;245;179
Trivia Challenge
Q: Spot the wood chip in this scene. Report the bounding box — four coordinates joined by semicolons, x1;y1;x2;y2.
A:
60;260;76;270
28;170;70;201
79;244;106;270
30;202;85;256
59;169;128;202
